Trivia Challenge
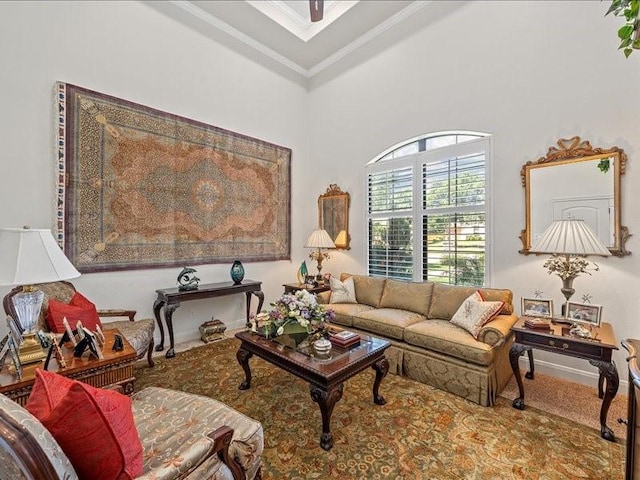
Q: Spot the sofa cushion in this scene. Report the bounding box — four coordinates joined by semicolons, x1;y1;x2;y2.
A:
328;303;375;327
329;276;357;304
341;273;386;308
404;319;496;366
132;387;264;478
27;370;143;480
353;308;426;340
428;284;513;320
379;279;434;316
450;292;504;339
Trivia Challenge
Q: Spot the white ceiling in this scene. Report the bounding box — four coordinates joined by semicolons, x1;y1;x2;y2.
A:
157;1;430;78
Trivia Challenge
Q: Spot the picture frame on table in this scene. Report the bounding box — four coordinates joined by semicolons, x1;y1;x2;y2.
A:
6;315;23;347
7;337;22;379
565;301;602;327
521;298;554;318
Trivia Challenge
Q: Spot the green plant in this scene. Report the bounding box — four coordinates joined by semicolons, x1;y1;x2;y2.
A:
606;0;640;57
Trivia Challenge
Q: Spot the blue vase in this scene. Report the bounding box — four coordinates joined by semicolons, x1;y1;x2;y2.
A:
230;260;245;284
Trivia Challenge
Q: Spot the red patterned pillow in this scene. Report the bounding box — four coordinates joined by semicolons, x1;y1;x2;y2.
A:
47;291;102;333
26;370;143;480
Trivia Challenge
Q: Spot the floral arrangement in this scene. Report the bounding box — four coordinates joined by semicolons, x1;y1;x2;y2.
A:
543;254;599;280
250;290;335;337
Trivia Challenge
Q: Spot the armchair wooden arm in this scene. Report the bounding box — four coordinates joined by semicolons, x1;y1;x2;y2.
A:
211;426;246;480
97;309;137;321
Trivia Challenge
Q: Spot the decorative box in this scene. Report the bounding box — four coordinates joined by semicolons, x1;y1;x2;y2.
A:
199;319;227;343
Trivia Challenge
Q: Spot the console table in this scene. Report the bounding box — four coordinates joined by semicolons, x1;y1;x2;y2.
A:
509;318;619;441
153;280;264;358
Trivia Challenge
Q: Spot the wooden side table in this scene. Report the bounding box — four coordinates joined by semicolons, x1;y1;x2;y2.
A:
283;283;331;295
0;329;136;406
509;318;619;441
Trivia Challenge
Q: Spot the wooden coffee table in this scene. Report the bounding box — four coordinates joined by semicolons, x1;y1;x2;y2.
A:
0;328;136;406
235;330;390;450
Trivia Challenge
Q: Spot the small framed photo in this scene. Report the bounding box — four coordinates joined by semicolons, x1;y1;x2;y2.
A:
521;298;554;318
565;301;602;327
6;315;22;347
7;337;22;379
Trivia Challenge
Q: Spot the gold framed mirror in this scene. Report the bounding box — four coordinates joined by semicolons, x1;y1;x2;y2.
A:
520;136;630;257
318;184;350;250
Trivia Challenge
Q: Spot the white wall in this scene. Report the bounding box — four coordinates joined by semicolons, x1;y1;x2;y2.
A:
308;1;640;384
0;1;313;345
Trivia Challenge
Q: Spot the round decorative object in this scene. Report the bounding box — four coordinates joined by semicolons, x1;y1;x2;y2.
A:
230;260;245;284
314;338;332;355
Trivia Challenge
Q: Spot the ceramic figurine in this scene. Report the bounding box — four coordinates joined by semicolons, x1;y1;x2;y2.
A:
177;267;200;291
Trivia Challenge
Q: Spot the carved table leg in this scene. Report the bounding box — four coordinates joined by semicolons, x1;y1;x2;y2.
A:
525;349;535;380
372;357;389;405
509;343;531;410
153;298;166;352
589;359;619;442
310;383;344;451
164;304;179;359
246;290;265;327
598;372;605;400
236;347;253;390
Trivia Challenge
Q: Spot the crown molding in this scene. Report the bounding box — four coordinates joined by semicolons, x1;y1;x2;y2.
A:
170;1;431;80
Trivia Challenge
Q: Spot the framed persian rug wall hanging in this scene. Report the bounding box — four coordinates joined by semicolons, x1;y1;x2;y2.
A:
55;82;291;273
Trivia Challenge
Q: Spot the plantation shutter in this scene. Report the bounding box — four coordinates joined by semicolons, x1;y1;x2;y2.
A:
367;164;414;280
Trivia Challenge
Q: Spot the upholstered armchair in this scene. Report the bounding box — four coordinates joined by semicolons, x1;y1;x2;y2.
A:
3;281;155;367
0;386;264;480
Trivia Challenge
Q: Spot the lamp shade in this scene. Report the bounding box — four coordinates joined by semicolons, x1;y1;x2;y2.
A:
305;229;335;249
529;219;611;256
0;227;81;286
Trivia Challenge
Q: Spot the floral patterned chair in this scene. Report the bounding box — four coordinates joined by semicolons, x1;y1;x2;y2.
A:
0;387;264;480
3;281;155;367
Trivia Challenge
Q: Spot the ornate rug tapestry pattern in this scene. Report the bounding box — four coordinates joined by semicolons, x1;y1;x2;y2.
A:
135;339;624;480
56;82;291;272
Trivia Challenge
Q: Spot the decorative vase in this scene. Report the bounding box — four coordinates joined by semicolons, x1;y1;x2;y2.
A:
561;276;576;301
230;260;245;284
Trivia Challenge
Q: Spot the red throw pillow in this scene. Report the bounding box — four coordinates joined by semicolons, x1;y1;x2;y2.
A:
47;291;102;333
26;370;143;480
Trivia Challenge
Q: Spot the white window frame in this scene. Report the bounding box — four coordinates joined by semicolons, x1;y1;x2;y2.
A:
365;134;494;286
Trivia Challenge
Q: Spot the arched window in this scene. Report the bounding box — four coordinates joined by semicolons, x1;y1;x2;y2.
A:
366;132;492;286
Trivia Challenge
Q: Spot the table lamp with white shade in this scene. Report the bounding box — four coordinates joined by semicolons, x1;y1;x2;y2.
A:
0;227;81;364
305;229;335;280
529;219;610;316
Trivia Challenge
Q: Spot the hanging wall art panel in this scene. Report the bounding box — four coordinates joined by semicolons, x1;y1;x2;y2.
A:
56;82;291;273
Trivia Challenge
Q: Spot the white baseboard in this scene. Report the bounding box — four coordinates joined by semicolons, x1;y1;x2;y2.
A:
519;356;628;390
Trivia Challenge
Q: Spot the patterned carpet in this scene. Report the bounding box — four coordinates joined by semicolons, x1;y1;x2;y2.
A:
134;339;624;480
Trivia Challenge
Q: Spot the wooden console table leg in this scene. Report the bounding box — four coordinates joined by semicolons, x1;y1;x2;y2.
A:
164;304;179;359
236;347;253;390
509;343;531;410
598;372;605;399
525;349;535;380
153;298;166;352
246;291;265;327
372;357;389;405
589;359;619;442
310;383;344;451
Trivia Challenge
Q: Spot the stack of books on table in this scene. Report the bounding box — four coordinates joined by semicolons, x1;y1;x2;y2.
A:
328;330;361;348
523;316;551;330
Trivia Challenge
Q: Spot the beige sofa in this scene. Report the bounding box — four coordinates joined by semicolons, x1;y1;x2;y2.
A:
318;274;518;406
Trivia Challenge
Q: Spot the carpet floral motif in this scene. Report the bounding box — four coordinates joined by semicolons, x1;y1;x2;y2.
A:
134;339;623;480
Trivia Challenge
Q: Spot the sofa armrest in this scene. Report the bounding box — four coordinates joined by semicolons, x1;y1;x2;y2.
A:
316;291;331;304
477;314;518;347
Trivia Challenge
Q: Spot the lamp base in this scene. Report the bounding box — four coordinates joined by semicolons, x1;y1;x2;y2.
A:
17;332;46;364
